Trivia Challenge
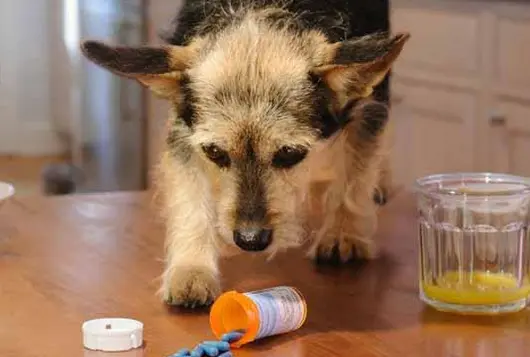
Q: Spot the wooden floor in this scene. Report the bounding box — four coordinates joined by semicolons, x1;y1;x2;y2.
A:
0;155;66;196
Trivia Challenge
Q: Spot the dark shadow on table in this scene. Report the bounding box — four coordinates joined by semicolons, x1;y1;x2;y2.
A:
166;304;211;316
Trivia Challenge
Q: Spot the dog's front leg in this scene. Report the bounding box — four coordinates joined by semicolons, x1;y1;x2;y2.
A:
310;102;389;264
162;214;220;308
157;153;221;308
311;184;379;264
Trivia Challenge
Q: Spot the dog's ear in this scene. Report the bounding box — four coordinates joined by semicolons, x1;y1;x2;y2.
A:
314;32;410;107
80;41;200;98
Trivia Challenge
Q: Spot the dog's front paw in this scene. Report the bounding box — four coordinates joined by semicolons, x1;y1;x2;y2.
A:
310;237;378;265
162;266;221;308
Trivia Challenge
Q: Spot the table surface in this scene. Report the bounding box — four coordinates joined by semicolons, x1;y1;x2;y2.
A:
2;191;530;357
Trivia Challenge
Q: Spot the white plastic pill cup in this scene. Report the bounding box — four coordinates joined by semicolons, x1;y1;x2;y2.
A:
82;318;143;352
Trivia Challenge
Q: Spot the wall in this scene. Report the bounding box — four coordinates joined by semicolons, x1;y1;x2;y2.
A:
145;0;183;178
0;0;67;156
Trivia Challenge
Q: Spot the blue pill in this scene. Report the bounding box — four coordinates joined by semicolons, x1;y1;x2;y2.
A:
170;329;246;357
221;331;245;343
200;343;219;356
202;341;230;352
190;345;205;357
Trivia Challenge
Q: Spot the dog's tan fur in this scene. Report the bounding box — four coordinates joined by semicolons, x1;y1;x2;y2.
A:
306;112;392;260
81;5;408;307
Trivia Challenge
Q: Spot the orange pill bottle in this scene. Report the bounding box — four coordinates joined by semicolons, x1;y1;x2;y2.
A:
209;286;307;347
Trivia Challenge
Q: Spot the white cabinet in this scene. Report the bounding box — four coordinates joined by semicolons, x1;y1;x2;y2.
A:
496;18;530;90
390;0;530;186
392;8;481;78
390;81;477;185
488;100;530;177
487;14;530;178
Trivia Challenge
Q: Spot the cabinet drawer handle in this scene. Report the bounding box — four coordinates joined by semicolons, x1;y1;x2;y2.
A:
490;115;506;126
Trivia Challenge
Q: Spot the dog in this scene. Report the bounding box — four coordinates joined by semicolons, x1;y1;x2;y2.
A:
80;0;409;308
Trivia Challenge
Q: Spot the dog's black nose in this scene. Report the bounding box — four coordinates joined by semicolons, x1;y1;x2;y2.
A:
233;228;272;251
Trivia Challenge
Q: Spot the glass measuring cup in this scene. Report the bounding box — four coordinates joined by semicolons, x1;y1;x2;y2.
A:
414;173;530;314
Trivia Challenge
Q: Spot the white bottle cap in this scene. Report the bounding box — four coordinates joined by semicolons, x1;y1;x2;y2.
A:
82;318;143;352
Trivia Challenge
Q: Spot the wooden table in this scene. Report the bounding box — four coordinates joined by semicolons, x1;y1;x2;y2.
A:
2;191;530;357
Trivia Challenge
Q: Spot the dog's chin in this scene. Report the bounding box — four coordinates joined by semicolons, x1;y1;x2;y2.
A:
226;240;278;258
243;243;281;261
221;239;283;260
236;244;271;253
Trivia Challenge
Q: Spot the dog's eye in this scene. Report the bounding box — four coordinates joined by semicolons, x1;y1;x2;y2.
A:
272;146;308;169
201;144;231;168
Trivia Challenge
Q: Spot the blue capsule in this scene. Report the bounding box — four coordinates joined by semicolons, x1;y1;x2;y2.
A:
169;330;244;357
204;344;221;356
190;345;205;357
202;341;231;352
220;330;245;343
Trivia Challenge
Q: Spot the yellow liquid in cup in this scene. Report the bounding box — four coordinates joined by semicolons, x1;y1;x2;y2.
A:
423;271;530;305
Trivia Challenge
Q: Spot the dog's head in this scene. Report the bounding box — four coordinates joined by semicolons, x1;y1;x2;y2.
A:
81;12;408;255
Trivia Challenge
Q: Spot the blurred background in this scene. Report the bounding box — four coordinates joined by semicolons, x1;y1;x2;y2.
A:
0;0;177;195
2;0;530;196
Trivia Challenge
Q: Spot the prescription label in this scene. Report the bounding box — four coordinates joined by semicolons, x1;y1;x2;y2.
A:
244;286;307;339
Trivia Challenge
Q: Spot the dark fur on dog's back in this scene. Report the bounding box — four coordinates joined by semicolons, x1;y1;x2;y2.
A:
166;0;389;44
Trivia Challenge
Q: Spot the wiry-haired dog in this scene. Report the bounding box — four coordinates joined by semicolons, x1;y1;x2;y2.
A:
81;0;409;307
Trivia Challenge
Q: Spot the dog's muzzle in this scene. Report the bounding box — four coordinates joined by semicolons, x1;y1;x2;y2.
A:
233;228;272;251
